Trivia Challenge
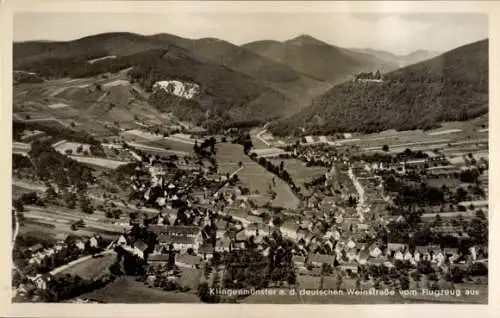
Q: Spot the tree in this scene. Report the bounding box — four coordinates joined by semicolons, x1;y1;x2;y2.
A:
382;144;389;152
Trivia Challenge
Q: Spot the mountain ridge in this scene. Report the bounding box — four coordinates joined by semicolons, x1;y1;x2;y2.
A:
268;39;488;136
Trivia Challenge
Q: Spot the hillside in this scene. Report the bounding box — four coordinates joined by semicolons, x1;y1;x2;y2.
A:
151;35;332;107
14;34;294;128
242;35;398;85
14;33;332;114
350;48;442;67
269;39;488;136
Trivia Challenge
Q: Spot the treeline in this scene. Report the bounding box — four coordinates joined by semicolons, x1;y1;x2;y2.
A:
28;140;94;188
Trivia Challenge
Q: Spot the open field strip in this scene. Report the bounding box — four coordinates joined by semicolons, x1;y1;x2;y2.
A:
427;129;463;136
126;141;190;156
68;155;130;169
122;129;162;141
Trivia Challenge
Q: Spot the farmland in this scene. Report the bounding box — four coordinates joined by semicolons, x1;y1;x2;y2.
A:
215;143;300;209
270;158;327;187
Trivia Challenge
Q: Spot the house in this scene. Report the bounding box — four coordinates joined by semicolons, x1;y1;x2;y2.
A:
148;254;170;265
432;250;446;265
308;253;335;267
369;245;382;258
157;234;200;254
198;243;215;260
149;225;201;237
33;274;48;290
117;235;128;246
177;254;202;268
338;261;358;274
367;256;385;266
133;240;148;259
346;239;356;249
89;236;99;248
75;239;86;251
393;250;404;261
403;251;415;264
387;243;407;253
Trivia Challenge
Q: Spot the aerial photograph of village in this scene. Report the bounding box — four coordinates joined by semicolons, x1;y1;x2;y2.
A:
11;10;488;304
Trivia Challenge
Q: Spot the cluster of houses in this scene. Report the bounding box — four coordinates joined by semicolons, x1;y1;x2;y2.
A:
25;234;101;266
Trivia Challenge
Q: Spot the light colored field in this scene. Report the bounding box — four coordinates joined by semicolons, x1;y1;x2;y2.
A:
144;138;194;154
215;143;300;209
80;276;200;303
126;142;191;157
251;148;287;158
47;103;70;109
427;129;463;136
103;79;130;88
123;129;162;141
68;155;130;169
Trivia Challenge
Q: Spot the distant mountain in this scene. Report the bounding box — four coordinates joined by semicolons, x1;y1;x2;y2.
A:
13;33;294;128
149;34;332;110
350;48;442;67
242;35;399;85
269;39;488;136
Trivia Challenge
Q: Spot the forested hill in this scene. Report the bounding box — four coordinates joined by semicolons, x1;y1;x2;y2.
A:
268;39;488;136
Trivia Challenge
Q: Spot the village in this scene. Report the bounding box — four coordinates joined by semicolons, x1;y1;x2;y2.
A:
11;119;489;303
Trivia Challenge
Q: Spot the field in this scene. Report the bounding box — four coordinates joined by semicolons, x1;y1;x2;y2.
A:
215;143;300;209
270;158;327;187
56;253;116;280
80;276;200;303
143;138;195;154
18;203;128;241
68;155;130;169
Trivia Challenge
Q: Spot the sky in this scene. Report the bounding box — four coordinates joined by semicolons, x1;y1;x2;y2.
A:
14;12;488;55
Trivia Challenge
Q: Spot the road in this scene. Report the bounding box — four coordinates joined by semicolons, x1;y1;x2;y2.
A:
347;167;367;222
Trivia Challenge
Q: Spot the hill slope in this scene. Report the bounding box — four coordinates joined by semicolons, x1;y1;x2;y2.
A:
242;35;398;85
150;35;332;107
14;34;294;128
269;39;488;136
